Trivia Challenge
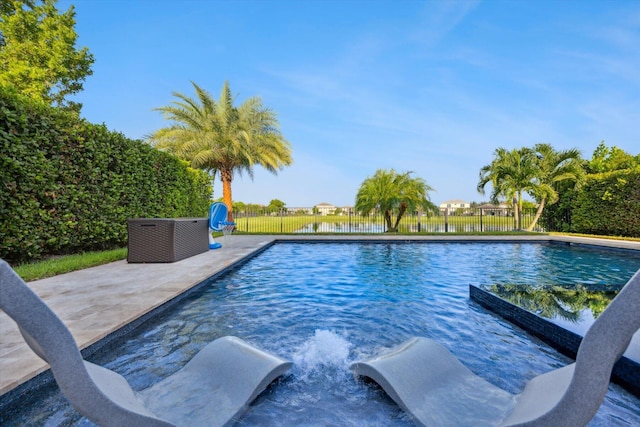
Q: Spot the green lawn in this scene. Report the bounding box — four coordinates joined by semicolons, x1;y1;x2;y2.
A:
14;248;128;282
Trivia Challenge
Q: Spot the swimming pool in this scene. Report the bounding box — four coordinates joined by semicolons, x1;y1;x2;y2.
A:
5;242;640;426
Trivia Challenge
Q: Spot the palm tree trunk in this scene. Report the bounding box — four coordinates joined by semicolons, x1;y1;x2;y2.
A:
220;168;234;222
512;196;519;230
526;197;546;231
518;191;524;230
392;203;407;232
384;210;394;231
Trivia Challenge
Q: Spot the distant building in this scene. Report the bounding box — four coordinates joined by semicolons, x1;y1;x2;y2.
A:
287;207;312;215
340;206;354;215
285;204;353;215
439;199;471;210
315;202;336;216
477;202;511;216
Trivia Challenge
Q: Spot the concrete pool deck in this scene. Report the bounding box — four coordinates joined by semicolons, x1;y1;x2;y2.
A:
1;234;640;401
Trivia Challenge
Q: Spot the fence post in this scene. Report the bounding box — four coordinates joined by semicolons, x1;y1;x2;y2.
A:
417;210;421;233
479;208;483;232
444;208;449;233
280;210;283;233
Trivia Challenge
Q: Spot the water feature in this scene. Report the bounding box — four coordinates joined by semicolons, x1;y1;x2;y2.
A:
4;242;640;426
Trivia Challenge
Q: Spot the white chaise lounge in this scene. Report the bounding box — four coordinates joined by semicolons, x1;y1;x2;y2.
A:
0;259;291;427
351;269;640;427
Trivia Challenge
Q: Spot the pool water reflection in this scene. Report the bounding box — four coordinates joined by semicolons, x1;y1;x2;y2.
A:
485;283;620;336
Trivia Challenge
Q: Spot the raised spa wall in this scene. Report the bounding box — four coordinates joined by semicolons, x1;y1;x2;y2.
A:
470;285;640;397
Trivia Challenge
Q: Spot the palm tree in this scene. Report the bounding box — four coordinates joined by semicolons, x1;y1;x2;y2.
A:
355;169;437;232
148;81;292;221
477;147;538;229
526;143;583;231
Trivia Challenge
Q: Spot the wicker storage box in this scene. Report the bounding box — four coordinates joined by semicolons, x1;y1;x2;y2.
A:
127;218;209;263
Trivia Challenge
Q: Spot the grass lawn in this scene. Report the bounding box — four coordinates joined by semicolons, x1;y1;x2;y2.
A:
14;248;128;282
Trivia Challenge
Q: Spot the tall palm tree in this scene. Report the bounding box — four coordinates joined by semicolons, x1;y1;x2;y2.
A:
355;169;437;232
148;81;292;221
477;147;538;229
526;143;583;231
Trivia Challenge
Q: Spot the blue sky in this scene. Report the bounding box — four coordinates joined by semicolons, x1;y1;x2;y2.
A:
60;0;640;207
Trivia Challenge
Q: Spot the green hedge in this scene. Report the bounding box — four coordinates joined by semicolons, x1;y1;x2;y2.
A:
540;182;576;233
1;88;212;263
570;167;640;237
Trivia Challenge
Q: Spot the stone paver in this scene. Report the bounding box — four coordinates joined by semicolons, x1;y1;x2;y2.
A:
1;234;639;397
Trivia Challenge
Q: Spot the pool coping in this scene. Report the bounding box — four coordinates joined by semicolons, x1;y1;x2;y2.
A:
1;234;639;413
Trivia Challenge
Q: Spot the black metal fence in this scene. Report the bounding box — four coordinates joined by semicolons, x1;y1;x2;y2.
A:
231;207;545;234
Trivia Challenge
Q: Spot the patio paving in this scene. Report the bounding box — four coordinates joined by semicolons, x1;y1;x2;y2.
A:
1;234;639;398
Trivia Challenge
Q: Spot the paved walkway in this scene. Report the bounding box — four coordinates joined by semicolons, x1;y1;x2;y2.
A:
2;234;639;398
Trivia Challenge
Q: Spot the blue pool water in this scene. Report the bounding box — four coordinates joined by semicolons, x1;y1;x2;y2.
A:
5;242;640;426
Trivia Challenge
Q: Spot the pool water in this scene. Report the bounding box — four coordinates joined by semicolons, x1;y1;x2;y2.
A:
5;242;640;426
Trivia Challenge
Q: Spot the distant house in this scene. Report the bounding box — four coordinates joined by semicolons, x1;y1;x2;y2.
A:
315;202;336;216
340;206;354;216
284;204;352;216
287;207;312;215
439;199;471;210
477;202;511;216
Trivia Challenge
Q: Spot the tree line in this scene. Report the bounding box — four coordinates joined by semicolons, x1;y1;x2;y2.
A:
348;142;638;236
210;140;638;237
480;142;639;234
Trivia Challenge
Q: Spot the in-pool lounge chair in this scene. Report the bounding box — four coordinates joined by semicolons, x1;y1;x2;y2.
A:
208;202;234;249
350;269;640;427
0;259;291;427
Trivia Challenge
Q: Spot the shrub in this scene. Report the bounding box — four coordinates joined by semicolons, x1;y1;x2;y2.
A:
570;167;640;237
0;87;211;263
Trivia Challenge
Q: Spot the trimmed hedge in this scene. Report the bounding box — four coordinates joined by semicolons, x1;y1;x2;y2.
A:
1;88;212;263
570;167;640;238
